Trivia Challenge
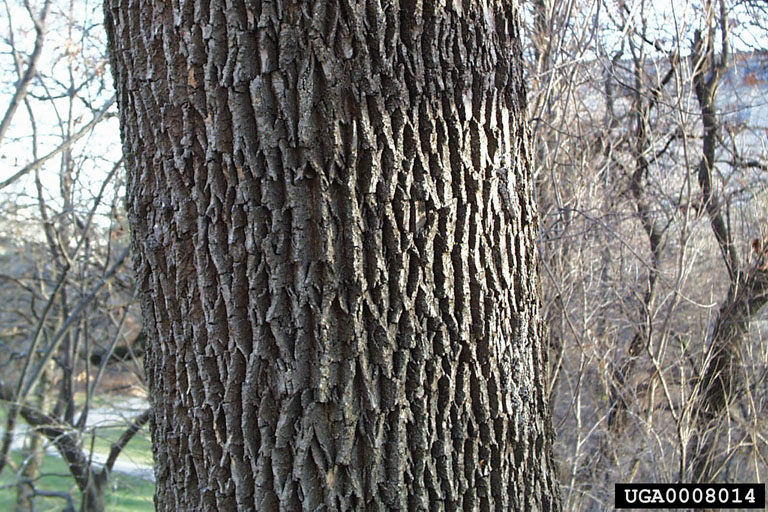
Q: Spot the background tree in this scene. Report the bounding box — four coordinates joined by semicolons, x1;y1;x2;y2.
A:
526;0;768;506
105;0;562;510
0;1;151;510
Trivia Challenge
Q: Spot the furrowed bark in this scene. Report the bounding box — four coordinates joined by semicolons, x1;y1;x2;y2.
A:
105;1;561;510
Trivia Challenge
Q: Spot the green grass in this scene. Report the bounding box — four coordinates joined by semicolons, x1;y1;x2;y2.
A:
0;452;154;511
0;400;156;510
89;425;154;467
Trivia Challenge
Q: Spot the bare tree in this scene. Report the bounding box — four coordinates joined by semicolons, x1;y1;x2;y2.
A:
0;1;150;510
686;0;768;482
526;0;768;506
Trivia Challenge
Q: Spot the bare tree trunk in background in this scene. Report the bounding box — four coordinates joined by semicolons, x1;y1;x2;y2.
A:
105;0;561;510
14;373;49;512
690;270;768;482
602;27;674;460
687;1;768;482
14;435;42;512
527;0;573;405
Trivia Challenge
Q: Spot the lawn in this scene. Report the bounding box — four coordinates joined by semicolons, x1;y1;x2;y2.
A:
0;398;155;510
90;424;155;467
0;452;154;511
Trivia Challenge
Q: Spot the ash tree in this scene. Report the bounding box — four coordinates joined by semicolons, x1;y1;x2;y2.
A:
105;0;561;510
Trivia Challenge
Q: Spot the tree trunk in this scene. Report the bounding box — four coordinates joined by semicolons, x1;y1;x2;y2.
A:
15;431;43;512
80;472;107;512
105;1;561;510
689;268;768;482
685;20;763;483
15;370;51;512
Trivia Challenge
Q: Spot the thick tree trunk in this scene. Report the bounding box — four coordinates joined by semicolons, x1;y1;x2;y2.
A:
106;1;561;510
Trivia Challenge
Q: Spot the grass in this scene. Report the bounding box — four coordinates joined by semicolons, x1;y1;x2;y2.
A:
0;399;156;510
0;452;154;511
89;425;154;467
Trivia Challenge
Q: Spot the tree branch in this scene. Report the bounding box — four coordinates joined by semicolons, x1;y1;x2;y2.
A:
104;408;151;474
0;380;93;491
0;0;52;145
0;97;116;191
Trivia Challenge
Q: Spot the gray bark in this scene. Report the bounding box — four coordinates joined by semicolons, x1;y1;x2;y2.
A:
105;1;561;510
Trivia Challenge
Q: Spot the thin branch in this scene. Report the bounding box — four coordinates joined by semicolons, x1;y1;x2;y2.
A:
0;0;52;145
0;380;93;491
104;408;151;474
0;97;116;191
22;481;76;511
21;246;129;399
0;269;68;477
